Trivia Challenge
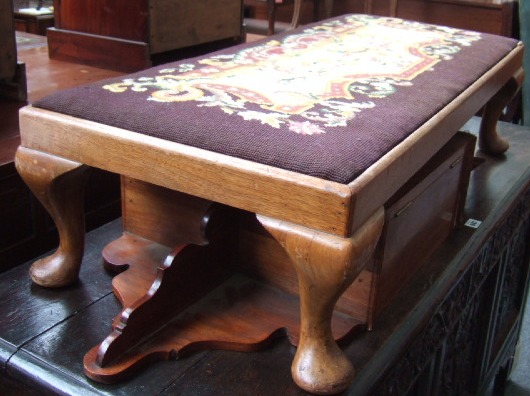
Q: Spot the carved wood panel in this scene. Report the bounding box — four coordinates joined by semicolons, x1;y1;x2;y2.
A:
370;187;530;395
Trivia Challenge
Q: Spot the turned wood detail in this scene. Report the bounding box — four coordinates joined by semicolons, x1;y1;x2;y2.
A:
14;147;90;287
257;208;385;395
479;68;524;155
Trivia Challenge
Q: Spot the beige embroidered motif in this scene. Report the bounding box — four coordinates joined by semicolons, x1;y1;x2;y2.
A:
104;15;481;135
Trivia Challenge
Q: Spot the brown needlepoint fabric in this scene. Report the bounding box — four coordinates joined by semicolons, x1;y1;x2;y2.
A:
34;14;518;184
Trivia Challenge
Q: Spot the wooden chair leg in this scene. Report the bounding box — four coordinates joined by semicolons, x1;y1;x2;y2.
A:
389;0;398;16
363;0;373;14
312;0;320;22
291;0;303;29
258;208;384;395
479;67;524;155
265;0;307;34
15;147;90;287
323;0;333;18
267;0;277;35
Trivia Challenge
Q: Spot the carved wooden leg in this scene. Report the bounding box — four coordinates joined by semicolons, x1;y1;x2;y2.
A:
258;208;384;395
479;68;524;155
15;147;90;287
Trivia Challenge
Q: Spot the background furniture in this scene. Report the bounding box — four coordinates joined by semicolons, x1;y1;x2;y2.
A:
520;0;529;124
332;0;519;37
0;1;17;81
245;0;337;34
246;0;518;43
13;0;53;8
0;0;26;101
0;27;122;272
14;9;54;36
47;0;244;72
0;119;528;395
244;0;316;35
12;0;54;35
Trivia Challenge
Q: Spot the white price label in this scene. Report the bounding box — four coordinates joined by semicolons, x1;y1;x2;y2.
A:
465;219;482;229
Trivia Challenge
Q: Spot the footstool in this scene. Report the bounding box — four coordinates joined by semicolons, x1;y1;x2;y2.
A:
15;14;523;394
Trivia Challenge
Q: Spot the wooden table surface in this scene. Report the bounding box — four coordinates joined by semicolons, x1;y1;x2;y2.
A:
0;118;529;395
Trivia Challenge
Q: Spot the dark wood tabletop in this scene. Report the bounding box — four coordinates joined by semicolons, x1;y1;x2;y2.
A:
1;118;529;395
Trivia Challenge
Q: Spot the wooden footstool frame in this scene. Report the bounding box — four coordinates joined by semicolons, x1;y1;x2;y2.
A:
15;15;523;395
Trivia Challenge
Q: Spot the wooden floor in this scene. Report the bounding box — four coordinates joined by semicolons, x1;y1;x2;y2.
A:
0;119;529;395
0;32;123;166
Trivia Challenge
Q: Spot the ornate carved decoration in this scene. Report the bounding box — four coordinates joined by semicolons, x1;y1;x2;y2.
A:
371;187;530;395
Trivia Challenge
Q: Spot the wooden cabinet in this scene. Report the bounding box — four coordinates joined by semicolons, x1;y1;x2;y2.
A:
331;0;519;38
14;11;54;36
48;0;244;72
0;0;27;101
0;1;16;80
387;0;518;38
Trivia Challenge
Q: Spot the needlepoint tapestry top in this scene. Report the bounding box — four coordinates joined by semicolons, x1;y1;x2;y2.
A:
34;14;518;184
103;15;479;134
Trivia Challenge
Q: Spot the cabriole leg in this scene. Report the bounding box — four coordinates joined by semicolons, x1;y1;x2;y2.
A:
15;147;90;287
479;68;524;155
258;208;384;395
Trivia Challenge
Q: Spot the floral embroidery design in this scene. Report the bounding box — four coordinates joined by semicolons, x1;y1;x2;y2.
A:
103;15;481;135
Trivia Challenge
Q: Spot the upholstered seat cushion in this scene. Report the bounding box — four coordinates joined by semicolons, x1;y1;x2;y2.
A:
33;14;518;184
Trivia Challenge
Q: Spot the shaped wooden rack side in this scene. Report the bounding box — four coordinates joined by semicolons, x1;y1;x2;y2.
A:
83;195;369;384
